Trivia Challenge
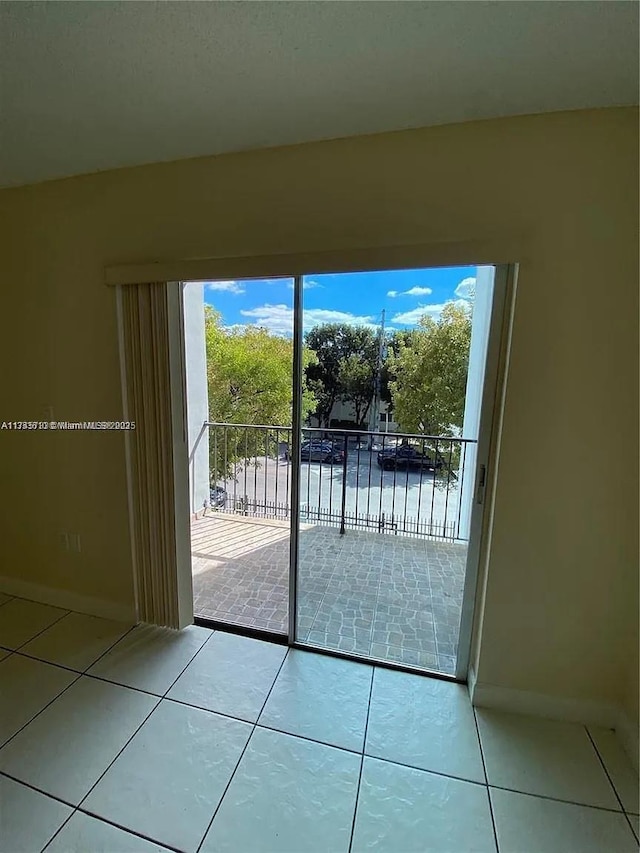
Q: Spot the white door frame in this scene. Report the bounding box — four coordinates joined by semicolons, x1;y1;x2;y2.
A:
455;264;517;679
168;261;516;680
167;282;195;628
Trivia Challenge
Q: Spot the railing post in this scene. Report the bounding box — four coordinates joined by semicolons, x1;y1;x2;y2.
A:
339;433;348;535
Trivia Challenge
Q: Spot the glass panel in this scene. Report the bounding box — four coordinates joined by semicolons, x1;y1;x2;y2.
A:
295;267;478;674
186;277;294;634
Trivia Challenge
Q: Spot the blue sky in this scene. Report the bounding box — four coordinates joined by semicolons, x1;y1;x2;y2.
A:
199;265;477;336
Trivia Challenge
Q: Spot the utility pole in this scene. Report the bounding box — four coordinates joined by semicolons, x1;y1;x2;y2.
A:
367;309;386;447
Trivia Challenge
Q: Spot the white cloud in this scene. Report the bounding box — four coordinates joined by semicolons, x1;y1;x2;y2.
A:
403;286;433;296
455;277;476;300
206;280;245;295
391;299;469;325
391;305;446;325
239;303;377;335
388;286;433;298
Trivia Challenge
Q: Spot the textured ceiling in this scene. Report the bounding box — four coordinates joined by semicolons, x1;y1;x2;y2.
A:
1;1;638;188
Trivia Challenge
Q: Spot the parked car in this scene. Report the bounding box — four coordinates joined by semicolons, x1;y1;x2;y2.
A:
300;439;345;464
376;443;442;471
209;485;227;508
283;438;346;463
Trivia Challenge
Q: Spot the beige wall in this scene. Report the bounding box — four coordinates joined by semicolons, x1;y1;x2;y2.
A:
0;108;637;722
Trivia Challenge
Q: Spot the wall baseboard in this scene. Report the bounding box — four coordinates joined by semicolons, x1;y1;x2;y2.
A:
468;669;638;773
0;575;137;624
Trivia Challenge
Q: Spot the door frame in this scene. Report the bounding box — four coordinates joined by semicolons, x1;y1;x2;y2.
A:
167;282;196;628
156;255;517;680
454;263;517;680
288;275;305;640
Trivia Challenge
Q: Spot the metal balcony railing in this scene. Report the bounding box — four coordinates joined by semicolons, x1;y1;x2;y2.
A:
205;422;477;541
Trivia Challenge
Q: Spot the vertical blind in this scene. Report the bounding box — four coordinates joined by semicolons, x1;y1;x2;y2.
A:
120;282;182;628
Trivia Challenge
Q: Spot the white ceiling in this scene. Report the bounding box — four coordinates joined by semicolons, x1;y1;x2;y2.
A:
1;1;638;188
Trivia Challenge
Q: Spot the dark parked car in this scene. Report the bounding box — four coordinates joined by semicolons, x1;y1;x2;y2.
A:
376;443;442;471
209;485;227;508
300;439;345;464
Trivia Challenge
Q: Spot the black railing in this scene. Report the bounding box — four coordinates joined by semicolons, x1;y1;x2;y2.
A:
205;422;476;541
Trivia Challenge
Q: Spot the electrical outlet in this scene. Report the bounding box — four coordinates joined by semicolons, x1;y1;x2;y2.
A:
58;531;69;551
69;533;81;553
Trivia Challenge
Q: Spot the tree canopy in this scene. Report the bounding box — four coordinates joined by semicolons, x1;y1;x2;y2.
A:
304;323;379;427
205;307;317;477
205;307;316;427
387;303;472;436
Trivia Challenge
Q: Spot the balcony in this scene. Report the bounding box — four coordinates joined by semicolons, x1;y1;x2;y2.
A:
190;424;475;675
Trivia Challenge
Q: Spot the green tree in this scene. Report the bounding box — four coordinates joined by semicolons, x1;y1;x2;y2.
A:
305;324;379;427
337;353;375;425
388;302;472;436
205;307;316;478
380;328;417;407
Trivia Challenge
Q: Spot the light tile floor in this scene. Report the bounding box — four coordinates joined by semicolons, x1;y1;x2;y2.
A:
1;596;638;853
192;514;466;674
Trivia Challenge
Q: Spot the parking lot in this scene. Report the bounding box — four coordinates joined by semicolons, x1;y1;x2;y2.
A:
216;448;464;536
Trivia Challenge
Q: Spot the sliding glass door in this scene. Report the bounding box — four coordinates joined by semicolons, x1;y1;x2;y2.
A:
290;266;506;677
185;263;511;678
186;276;295;635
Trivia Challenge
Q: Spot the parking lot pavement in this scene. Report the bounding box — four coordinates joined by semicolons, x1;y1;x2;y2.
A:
218;451;462;529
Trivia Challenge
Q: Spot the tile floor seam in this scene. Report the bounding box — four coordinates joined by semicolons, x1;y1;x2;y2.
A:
75;694;163;811
38;807;77;853
487;783;627;814
472;705;500;853
77;624;215;699
74;670;164;699
60;621;228;843
0;669;83;751
255;721;364;756
361;751;490;788
75;623;138;672
0;624;200;808
8;624;138;678
161;693;259;727
0;770;78;809
584;724;630;814
74;806;186;853
625;812;640;844
347;665;376;853
158;692;496;790
2;773;90;853
158;626;219;700
195;646;292;853
20;624;252;853
10;605;72;652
